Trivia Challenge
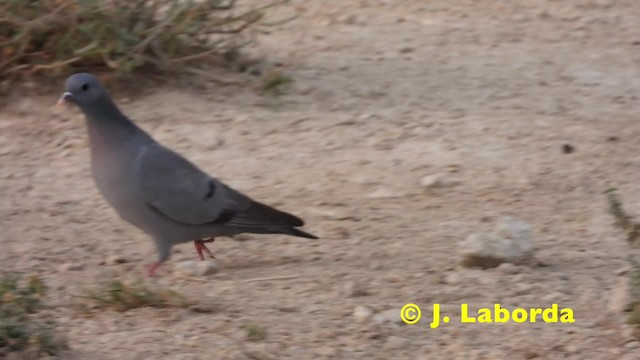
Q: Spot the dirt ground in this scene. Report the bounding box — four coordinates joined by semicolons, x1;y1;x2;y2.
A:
2;0;640;359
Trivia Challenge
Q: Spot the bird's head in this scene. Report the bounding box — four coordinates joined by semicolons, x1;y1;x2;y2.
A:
57;73;107;109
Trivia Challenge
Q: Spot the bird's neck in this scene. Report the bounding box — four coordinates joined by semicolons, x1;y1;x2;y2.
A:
82;99;151;154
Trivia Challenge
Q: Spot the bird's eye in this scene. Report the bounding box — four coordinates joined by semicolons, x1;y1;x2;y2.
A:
81;83;89;91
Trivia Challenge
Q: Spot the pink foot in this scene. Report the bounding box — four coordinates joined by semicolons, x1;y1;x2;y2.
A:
193;238;216;261
146;262;162;277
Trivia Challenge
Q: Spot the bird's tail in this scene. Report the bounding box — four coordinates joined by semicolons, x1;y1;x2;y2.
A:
240;225;318;240
281;227;318;239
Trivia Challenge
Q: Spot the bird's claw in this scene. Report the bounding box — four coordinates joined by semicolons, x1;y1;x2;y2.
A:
146;262;162;278
194;239;216;261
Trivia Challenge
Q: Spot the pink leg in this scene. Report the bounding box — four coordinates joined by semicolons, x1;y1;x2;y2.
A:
146;262;162;278
193;238;216;261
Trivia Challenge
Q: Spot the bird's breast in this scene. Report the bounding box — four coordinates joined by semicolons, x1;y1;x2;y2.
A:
90;146;147;228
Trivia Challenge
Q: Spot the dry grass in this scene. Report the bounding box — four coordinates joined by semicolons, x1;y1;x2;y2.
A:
85;278;192;312
244;324;268;342
605;188;640;333
0;0;292;90
605;188;640;247
0;273;67;357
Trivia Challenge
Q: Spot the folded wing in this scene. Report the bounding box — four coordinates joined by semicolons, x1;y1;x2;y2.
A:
137;144;305;228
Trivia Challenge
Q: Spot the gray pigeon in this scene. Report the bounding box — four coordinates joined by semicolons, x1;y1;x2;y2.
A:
58;73;317;277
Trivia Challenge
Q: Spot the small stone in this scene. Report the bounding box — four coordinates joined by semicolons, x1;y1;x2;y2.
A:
343;280;369;297
497;263;520;274
174;260;218;277
514;283;534;295
384;335;409;350
373;308;403;325
58;263;84;272
367;188;406;199
608;276;630;313
420;174;460;189
542;291;565;303
562;144;575;154
564;343;580;353
615;266;630;276
344;14;359;25
398;47;414;54
624;341;639;349
107;255;128;265
354;306;374;323
443;272;461;284
315;347;338;357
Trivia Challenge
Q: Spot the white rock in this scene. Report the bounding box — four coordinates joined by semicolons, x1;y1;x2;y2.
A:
354;306;374;323
458;217;534;268
373;308;404;325
420;174;460;188
366;188;406;199
58;263;84;272
443;272;461;284
174;260;218;277
458;233;531;268
542;291;565;303
497;263;520;274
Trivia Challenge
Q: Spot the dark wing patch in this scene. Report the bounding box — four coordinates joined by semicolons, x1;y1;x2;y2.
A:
211;208;237;224
204;181;216;199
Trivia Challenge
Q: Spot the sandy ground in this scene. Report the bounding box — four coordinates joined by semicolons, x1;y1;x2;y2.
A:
2;0;640;359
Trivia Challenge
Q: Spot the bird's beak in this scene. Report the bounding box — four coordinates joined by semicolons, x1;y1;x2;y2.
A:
56;92;73;107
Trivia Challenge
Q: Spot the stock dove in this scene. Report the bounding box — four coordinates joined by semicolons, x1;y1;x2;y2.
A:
58;73;317;276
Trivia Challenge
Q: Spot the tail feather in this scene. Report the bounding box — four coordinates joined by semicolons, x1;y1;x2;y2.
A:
282;227;318;239
226;200;304;228
233;224;318;240
225;200;317;239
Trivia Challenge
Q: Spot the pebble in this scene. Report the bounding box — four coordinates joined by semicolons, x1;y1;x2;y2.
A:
174;260;218;277
366;188;406;199
354;306;374;323
420;174;460;189
315;346;338;357
343;280;369;297
384;335;409;350
497;263;520;274
615;266;631;276
58;263;85;272
107;255;128;265
373;308;403;325
443;272;461;284
541;291;565;303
